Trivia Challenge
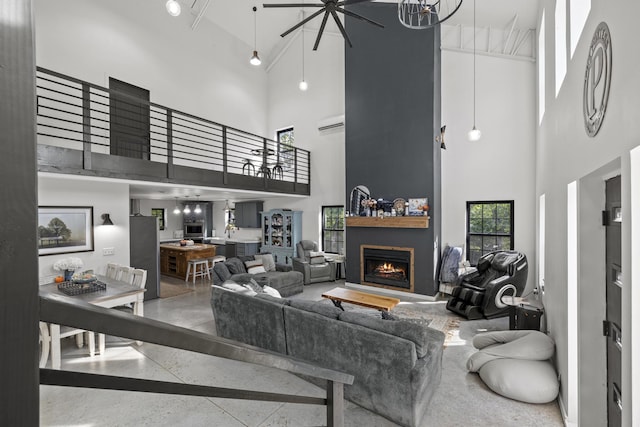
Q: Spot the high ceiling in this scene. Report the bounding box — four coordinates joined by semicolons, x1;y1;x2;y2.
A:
133;0;540;202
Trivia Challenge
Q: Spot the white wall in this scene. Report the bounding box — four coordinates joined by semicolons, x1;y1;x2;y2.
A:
137;199;184;241
34;0;268;137
265;31;346;243
441;50;537;291
38;175;130;282
536;0;640;424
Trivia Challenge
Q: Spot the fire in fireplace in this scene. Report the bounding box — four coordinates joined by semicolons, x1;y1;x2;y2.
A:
362;246;413;291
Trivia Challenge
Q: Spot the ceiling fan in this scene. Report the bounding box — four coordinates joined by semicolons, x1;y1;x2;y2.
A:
262;0;384;51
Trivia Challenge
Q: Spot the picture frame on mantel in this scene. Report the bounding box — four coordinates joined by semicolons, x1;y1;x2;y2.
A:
408;198;428;216
37;206;94;256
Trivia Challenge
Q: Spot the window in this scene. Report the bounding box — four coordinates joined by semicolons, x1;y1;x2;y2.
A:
151;208;166;230
322;206;344;254
466;201;514;265
276;127;294;172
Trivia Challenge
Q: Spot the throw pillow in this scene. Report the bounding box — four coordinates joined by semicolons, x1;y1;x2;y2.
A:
254;253;276;272
244;279;263;294
309;250;324;258
225;258;247;275
221;281;255;296
263;285;281;298
309;255;325;265
245;259;267;274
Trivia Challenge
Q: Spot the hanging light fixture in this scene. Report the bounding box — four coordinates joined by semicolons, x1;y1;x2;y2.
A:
173;197;181;215
194;195;202;214
250;6;261;66
298;9;308;91
165;0;181;17
183;196;191;214
467;0;481;142
224;200;230;212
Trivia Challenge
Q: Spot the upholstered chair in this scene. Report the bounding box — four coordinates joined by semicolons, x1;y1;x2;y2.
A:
292;240;336;285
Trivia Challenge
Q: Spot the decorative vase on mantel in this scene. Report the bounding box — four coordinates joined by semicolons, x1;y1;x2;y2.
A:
64;269;74;281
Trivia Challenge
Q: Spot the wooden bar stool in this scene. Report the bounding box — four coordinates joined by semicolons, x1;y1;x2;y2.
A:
185;259;210;286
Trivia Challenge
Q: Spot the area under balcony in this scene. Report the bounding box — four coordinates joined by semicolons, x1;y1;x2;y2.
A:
35;67;310;196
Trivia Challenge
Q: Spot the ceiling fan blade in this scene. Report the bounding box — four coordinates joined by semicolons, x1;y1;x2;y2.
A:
280;7;326;38
330;10;353;48
313;11;330;50
263;3;325;7
336;6;384;29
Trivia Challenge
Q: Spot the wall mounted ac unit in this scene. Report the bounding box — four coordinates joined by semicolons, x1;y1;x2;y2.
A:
317;114;345;132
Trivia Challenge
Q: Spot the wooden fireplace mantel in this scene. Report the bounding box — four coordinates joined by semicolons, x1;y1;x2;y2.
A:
346;216;429;229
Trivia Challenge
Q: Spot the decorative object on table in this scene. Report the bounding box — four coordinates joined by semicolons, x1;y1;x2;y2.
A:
57;279;107;296
408;198;429;216
393;198;407;216
361;198;377;217
53;257;84;281
38;206;94;256
350;185;371;216
263;0;384;51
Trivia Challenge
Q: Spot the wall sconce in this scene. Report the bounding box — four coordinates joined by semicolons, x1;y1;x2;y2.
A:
101;213;114;226
435;125;447;150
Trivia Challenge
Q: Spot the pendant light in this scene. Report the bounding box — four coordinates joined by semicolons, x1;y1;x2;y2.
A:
194;195;202;214
224;200;230;212
467;0;482;142
165;0;181;17
298;10;308;91
173;197;180;215
183;196;191;214
250;6;261;66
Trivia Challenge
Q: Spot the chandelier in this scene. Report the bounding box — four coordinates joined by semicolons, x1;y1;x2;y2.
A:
398;0;463;29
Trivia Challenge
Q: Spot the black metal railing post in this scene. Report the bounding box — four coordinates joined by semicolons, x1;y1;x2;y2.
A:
166;109;174;179
294;148;298;192
222;126;228;184
81;83;92;170
327;380;345;427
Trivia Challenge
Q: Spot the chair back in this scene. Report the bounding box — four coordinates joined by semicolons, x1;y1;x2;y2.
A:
296;240;318;261
116;265;134;282
105;263;120;279
130;268;147;289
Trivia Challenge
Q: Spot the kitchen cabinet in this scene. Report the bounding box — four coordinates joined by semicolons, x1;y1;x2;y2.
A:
235;201;263;228
260;209;302;265
236;242;259;257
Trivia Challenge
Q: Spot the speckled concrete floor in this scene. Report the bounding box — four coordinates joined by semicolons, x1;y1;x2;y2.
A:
40;277;563;426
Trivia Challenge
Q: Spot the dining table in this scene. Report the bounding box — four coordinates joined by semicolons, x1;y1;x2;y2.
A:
39;275;145;369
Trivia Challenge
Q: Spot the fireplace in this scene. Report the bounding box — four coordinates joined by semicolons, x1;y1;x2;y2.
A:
361;245;414;292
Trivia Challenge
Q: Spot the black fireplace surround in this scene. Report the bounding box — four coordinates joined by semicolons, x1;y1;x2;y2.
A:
363;247;411;289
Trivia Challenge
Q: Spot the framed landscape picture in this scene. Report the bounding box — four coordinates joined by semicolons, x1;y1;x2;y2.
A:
408;198;428;216
38;206;94;256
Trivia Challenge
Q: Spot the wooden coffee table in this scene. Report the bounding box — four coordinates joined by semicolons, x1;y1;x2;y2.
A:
322;287;400;319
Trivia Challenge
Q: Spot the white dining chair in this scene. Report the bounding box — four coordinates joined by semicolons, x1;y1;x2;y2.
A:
115;265;134;282
105;263;120;279
129;268;147;289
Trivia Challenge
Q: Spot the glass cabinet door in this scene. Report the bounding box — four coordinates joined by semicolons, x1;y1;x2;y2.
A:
271;212;283;247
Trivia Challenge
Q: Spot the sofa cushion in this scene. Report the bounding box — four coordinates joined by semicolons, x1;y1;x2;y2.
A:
339;311;445;358
310;255;326;265
225;258;246;274
254;253;276;272
213;262;232;282
289;299;343;319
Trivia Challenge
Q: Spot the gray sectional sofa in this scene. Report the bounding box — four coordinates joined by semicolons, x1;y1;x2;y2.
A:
210;285;445;427
211;255;304;297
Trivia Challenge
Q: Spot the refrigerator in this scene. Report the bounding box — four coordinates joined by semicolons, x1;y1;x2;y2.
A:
129;215;160;301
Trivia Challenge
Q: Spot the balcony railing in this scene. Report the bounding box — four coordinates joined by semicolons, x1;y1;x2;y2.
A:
35;67;310;195
40;292;353;426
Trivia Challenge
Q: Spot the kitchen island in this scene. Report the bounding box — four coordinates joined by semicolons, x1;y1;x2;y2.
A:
160;243;217;280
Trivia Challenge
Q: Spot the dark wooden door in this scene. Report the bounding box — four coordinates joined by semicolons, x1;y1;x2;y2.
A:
605;175;622;426
109;78;150;159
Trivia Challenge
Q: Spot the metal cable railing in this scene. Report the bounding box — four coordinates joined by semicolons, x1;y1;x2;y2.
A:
35;67;310;193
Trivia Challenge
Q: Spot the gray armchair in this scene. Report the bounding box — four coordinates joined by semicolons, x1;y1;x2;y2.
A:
292;240;336;285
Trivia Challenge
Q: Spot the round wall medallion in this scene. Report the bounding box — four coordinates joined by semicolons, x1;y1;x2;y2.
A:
583;22;612;137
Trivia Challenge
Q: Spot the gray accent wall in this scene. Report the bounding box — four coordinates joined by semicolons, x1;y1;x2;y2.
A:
344;2;441;296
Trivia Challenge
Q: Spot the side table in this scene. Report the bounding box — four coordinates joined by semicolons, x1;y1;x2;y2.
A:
325;254;345;279
501;295;544;331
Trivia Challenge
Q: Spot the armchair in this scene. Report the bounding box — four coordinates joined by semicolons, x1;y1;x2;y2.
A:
446;250;528;320
292;240;336;285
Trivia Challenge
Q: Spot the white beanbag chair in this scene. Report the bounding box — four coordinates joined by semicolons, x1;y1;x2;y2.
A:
467;330;559;404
